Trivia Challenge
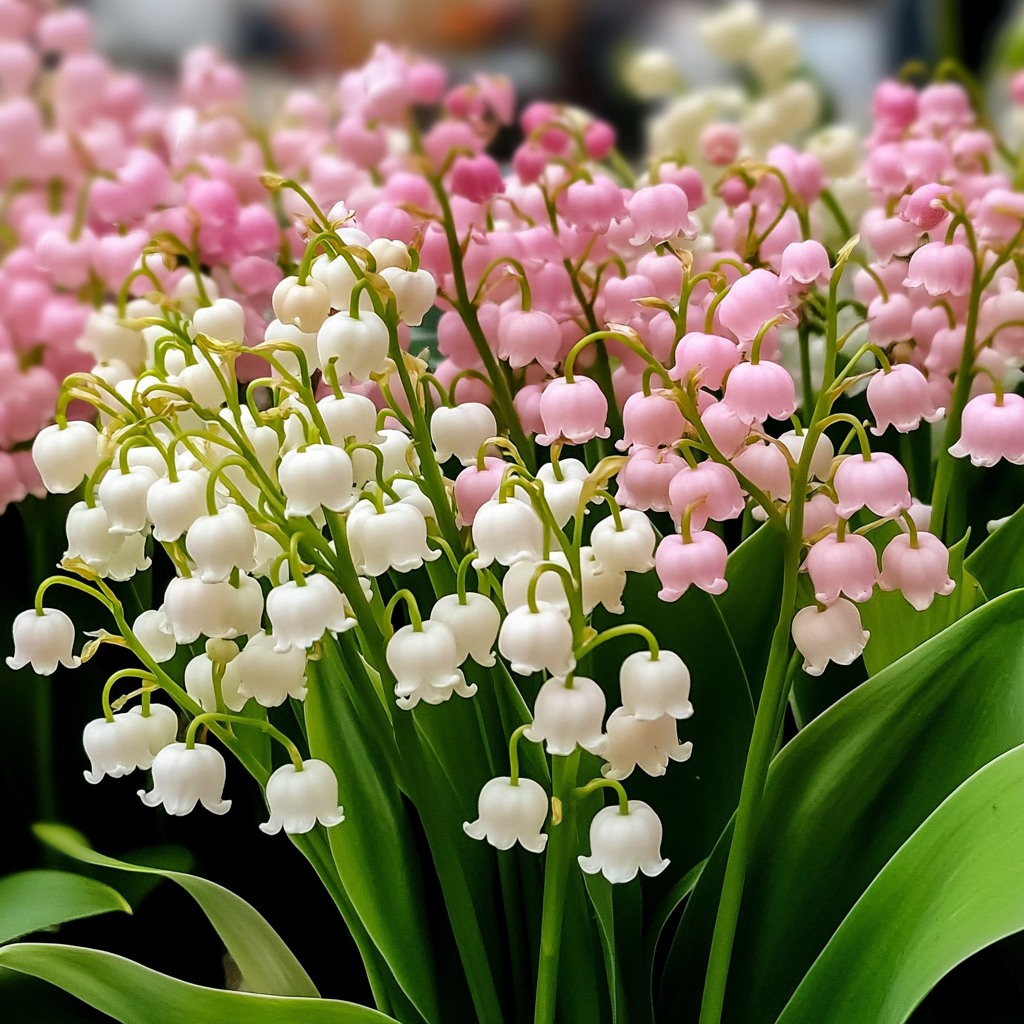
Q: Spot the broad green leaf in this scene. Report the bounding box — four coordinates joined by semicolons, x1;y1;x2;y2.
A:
0;871;129;943
303;637;444;1023
778;744;1024;1023
965;502;1024;598
859;531;983;675
34;825;316;999
0;944;398;1024
659;589;1024;1024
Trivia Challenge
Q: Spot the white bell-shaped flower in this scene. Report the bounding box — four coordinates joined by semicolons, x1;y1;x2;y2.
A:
138;742;232;816
430;403;497;465
79;305;146;364
499;602;576;677
132;609;177;663
380;266;436;326
260;758;345;835
349;502;439;576
161;577;237;644
590;509;657;574
368;238;411;270
386;621;478;710
253;532;286;579
472;498;544;568
64;500;122;568
263;317;320;378
561;548;626;615
619;650;694;721
385;477;437;521
792;599;870;676
502;560;571;614
101;532;152;582
778;429;834;480
272;275;331;332
32;421;102;494
147;470;209;542
82;712;155;783
8;608;80;675
96;464;159;535
600;709;693;780
266;575;355;651
129;703;179;758
192;297;245;343
184;650;248;713
524;676;606;755
316;310;390;381
429;593;500;667
318;393;383;446
310;251;361;309
185;504;257;583
578;800;670;884
464;776;549;853
279;444;355;516
535;459;590;528
175;354;229;410
232;631;308;707
351;428;416;485
222;573;266;639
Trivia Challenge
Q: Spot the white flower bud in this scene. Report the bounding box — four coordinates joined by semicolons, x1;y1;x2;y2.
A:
161;577;238;644
147;470;209;542
380;267;436;326
349;502;439;576
132;609;177;663
184;650;248;713
129;703;179;758
192;297;245;343
317;393;383;446
502;560;570;614
622;49;679;100
748;24;800;88
96;464;159;535
773;80;820;138
266;575;355;651
600;709;692;780
185;505;257;583
260;759;344;835
464;777;549;853
535;459;589;528
698;0;761;62
578;800;670;884
175;353;228;410
472;498;544;568
525;675;606;755
566;548;626;615
777;430;834;480
384;477;437;521
279;444;355;516
590;509;656;574
368;238;411;271
792;599;870;677
264;317;321;379
64;500;121;568
233;631;308;707
79;306;146;365
272;275;331;332
386;620;477;710
619;650;693;721
8;608;80;675
429;593;500;667
82;713;155;783
351;428;415;486
430;403;497;466
138;742;231;816
316;311;390;381
499;602;576;678
807;125;860;179
310;252;361;310
32;422;101;494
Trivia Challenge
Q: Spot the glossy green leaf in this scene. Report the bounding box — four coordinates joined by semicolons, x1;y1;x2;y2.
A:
965;502;1024;598
659;589;1024;1024
34;825;316;999
778;743;1024;1023
0;944;398;1024
859;531;984;675
0;871;129;944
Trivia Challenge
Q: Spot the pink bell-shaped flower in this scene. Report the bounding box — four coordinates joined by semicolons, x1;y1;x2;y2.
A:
627;183;693;245
669;332;741;391
949;393;1024;467
867;364;944;435
537;376;610;446
716;269;793;340
792;599;870;677
454;457;505;526
879;532;956;611
833;452;912;519
667;461;744;530
655;531;729;600
779;240;831;288
803;532;879;604
618;390;686;451
617;446;685;513
578;800;669;884
903;241;974;297
464;776;549;853
723;361;796;424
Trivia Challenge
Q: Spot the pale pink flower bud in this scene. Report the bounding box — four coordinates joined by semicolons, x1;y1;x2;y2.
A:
866;216;921;263
731;442;792;501
618;391;685;451
779;240;830;288
538;376;610;446
454;457;505;526
800;492;840;540
716;269;793;340
627;183;693;245
833;452;912;519
667;461;744;530
450;154;505;204
670;332;741;391
700;123;742;166
723;361;796;424
903;242;974;297
901;183;951;231
559;176;627;233
584;120;616;160
525;676;606;755
867;364;944;435
867;293;914;345
497;310;562;372
949;393;1024;467
700;400;752;458
616;446;685;513
879;532;955;611
579;800;669;884
792;600;870;677
260;759;344;834
803;533;879;604
655;531;728;600
464;777;548;853
872;80;918;131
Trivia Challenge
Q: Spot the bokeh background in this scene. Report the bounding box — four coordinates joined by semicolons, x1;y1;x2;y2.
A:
4;1;1024;1022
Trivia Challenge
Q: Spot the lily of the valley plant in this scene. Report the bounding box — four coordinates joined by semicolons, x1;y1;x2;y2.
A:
8;3;1024;1024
